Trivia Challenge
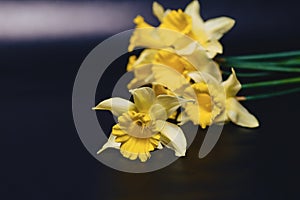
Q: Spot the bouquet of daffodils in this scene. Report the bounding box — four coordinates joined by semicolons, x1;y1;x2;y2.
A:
93;1;300;162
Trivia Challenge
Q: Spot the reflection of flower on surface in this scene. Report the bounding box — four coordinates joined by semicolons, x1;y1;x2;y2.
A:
93;87;187;162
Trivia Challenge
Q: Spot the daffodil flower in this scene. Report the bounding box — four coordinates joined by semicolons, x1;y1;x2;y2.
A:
129;0;235;58
127;48;222;90
221;69;259;128
179;69;259;128
127;49;194;89
179;72;226;128
93;87;188;162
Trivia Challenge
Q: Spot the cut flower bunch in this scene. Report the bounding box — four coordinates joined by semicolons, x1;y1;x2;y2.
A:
93;0;300;162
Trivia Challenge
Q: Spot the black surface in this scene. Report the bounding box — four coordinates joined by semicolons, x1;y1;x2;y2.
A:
1;0;300;199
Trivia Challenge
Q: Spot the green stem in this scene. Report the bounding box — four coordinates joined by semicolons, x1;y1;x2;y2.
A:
223;59;300;67
235;60;300;67
280;58;300;66
226;50;300;61
222;62;300;73
242;77;300;89
222;71;271;77
243;87;300;101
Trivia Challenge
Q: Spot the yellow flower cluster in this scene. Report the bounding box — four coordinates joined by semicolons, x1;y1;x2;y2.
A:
94;0;259;162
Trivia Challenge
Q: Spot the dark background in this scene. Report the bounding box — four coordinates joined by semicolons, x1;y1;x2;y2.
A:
1;0;300;199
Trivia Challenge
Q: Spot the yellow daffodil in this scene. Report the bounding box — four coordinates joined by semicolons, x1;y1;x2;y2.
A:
129;0;235;58
178;69;259;128
127;49;194;90
127;48;222;90
179;72;226;128
93;87;187;162
221;69;259;128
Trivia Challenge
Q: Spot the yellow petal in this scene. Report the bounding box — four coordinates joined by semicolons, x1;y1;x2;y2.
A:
93;98;136;116
128;18;162;51
222;68;241;97
173;40;200;55
130;87;155;112
156;120;187;156
126;55;137;71
184;0;203;22
188;71;222;87
129;49;185;90
204;17;235;40
155;95;190;117
127;76;154;90
129;16;166;51
226;98;259;128
127;52;156;89
115;134;130;143
158;10;193;47
184;0;206;35
177;47;222;81
203;40;223;57
138;152;151;162
134;15;152;28
153;1;165;22
111;124;127;137
97;134;120;154
154;50;193;73
182;101;200;125
152;83;174;96
129;28;163;51
131;64;153;83
152;65;189;93
128;49;158;71
149;103;168;121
